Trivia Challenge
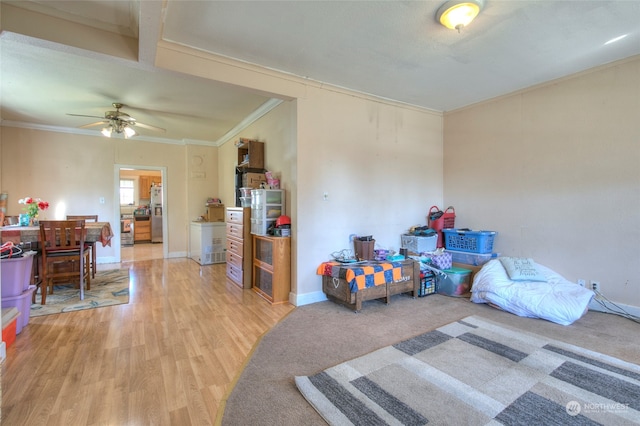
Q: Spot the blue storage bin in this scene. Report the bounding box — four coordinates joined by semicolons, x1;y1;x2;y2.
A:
443;229;497;254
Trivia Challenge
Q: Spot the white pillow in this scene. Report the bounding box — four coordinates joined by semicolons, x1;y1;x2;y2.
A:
499;257;547;282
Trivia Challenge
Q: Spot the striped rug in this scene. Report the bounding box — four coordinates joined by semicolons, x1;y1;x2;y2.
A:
295;315;640;425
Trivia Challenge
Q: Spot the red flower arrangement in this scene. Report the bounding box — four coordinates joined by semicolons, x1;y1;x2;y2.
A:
18;197;49;219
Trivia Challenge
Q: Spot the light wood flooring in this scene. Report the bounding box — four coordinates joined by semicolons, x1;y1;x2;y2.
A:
121;242;164;263
1;250;295;425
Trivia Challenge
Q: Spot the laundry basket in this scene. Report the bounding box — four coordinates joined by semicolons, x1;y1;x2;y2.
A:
427;206;455;248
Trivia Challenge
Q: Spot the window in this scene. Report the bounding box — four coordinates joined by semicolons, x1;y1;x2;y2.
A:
120;179;135;205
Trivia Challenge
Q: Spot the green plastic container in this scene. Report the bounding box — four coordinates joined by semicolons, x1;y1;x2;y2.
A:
436;266;471;297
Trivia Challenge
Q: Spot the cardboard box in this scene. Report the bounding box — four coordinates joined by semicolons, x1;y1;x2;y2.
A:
207;205;225;222
242;173;266;189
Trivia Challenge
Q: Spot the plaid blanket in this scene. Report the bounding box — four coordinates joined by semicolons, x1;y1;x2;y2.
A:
317;261;402;293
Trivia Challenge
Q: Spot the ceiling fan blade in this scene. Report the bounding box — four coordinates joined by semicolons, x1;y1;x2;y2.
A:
79;120;109;129
133;122;166;133
67;113;105;119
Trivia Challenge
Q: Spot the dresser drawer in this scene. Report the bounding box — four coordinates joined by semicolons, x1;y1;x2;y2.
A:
226;209;244;224
227;262;243;287
226;237;243;256
226;222;244;239
226;250;243;268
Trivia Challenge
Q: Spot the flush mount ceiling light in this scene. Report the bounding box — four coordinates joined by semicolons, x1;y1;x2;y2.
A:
436;0;484;32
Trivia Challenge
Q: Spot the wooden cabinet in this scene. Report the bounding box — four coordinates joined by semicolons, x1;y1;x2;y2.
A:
134;217;151;242
139;176;151;199
139;175;161;199
252;235;290;304
226;207;252;289
235;138;264;169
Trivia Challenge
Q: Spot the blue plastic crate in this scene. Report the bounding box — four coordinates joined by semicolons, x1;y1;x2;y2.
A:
443;229;497;254
418;272;436;297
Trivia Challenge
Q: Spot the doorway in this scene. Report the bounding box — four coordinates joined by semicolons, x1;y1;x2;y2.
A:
115;165;167;263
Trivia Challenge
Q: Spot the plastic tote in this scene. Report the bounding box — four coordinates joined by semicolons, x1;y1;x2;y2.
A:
1;251;35;297
2;285;36;334
436;267;471;297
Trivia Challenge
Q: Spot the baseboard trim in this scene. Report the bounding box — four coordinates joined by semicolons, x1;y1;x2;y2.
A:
290;291;327;307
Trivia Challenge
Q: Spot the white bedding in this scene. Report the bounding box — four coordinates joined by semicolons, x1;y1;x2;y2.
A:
470;259;594;325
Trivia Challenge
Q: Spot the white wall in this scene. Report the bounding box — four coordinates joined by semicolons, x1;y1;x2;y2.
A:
217;88;443;304
443;56;640;308
294;87;443;302
0;129;207;262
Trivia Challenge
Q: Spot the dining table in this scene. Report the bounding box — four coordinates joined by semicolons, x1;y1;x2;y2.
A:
0;221;114;247
1;221;114;303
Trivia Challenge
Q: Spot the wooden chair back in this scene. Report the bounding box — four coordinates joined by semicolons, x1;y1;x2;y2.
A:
40;220;87;251
37;220;90;305
67;215;98;222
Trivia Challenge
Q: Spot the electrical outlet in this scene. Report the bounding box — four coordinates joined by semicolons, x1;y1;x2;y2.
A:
591;281;600;292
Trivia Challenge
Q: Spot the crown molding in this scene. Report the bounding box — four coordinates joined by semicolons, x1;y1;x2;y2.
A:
1;97;284;147
213;98;284;146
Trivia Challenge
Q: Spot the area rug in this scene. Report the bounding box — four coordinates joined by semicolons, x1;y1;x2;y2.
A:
295;315;640;425
30;268;130;317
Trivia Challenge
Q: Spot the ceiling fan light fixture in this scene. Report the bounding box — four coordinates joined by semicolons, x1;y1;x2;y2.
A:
436;0;483;32
123;126;137;138
71;103;164;138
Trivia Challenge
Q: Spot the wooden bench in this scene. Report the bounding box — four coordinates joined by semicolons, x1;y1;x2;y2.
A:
322;259;420;312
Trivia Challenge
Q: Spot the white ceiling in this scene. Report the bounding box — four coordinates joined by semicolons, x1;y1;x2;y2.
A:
1;0;639;144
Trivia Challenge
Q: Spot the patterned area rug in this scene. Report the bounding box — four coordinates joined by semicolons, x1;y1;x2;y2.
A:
30;268;130;317
295;315;640;425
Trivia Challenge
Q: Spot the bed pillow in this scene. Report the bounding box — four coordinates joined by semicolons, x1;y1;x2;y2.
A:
499;257;547;282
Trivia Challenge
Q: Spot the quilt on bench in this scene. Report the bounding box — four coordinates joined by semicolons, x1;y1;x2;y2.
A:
316;261;402;293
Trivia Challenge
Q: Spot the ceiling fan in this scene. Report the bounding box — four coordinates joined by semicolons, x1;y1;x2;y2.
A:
67;102;166;138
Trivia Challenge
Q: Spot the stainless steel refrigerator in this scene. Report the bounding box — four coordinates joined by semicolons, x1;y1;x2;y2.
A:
150;185;163;243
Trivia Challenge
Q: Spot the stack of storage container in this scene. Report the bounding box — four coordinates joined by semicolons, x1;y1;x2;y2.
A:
250;189;284;236
1;251;37;335
438;229;499;297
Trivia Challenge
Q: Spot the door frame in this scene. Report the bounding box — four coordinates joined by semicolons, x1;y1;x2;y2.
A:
114;164;168;262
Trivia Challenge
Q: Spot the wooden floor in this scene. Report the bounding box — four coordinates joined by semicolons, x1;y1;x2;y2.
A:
120;241;164;263
1;249;295;425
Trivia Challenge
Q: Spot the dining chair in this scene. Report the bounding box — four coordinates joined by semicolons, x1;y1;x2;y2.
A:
67;215;98;278
38;220;91;305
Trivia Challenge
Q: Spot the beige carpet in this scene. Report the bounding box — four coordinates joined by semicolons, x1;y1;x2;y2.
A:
30;268;130;317
221;294;640;425
296;315;640;425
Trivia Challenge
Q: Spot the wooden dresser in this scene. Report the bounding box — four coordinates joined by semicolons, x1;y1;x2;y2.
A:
225;207;252;289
